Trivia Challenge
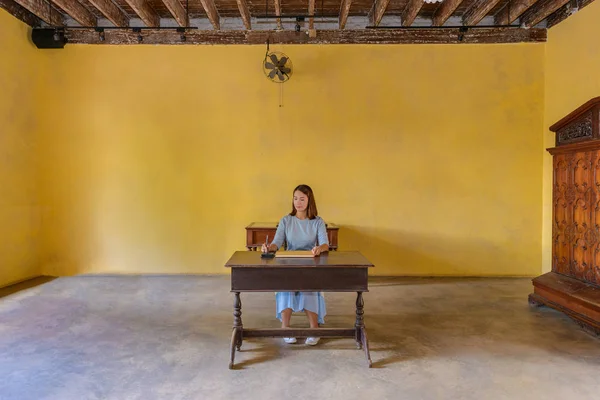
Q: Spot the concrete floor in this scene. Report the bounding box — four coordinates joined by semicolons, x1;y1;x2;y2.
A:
0;275;599;400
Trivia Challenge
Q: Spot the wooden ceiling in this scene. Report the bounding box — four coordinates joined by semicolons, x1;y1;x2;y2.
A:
0;0;595;44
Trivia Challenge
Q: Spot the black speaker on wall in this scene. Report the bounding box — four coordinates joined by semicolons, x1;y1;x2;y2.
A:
31;28;68;49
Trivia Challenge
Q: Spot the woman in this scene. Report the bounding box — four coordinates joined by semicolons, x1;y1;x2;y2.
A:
261;184;329;346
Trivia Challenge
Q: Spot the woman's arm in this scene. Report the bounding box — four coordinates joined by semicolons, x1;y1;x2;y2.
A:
262;217;286;253
312;218;330;255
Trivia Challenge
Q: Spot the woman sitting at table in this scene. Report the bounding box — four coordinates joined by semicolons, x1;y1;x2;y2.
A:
261;184;329;346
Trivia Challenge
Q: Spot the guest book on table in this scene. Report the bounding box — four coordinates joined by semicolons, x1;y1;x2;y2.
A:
274;251;315;258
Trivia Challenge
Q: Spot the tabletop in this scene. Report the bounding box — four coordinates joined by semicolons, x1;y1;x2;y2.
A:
224;251;374;268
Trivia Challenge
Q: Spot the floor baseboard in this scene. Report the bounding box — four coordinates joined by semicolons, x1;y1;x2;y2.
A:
0;276;57;299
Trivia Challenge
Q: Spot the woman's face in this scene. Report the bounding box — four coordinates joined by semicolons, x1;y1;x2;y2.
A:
293;190;308;212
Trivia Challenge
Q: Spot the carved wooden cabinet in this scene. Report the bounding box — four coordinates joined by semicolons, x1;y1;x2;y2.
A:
245;222;339;251
530;97;600;336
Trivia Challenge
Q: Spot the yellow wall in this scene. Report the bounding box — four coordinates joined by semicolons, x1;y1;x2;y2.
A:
38;43;545;276
0;10;44;287
543;1;600;273
6;3;600;279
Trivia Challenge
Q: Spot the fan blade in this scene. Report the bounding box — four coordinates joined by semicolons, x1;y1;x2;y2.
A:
280;67;291;74
269;54;279;64
268;69;277;79
278;57;288;67
264;62;276;69
277;70;285;81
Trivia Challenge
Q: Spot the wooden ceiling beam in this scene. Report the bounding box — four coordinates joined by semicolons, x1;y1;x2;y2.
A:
546;0;595;28
432;0;465;26
52;0;96;26
65;27;546;45
87;0;128;27
401;0;424;26
494;0;538;24
0;0;42;26
339;0;352;29
463;0;503;25
236;0;251;29
520;0;571;27
199;0;220;29
11;0;63;25
368;0;391;26
161;0;188;27
273;0;281;29
122;0;159;27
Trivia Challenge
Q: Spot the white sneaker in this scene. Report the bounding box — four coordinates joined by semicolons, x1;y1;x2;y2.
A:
284;337;297;344
305;337;320;346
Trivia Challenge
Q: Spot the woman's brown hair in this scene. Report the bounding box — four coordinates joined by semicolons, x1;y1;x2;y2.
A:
290;184;318;219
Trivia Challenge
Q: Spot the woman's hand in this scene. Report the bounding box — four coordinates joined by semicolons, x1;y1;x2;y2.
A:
312;244;329;256
262;243;276;253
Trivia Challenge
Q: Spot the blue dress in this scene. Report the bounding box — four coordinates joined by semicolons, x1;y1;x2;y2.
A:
271;215;329;324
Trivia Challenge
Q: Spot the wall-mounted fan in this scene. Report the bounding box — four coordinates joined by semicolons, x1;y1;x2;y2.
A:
263;41;292;83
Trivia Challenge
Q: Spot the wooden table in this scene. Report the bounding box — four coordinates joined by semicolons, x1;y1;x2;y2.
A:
245;222;339;251
224;250;374;368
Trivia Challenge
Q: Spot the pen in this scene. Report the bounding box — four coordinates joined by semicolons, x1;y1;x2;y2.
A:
265;235;269;251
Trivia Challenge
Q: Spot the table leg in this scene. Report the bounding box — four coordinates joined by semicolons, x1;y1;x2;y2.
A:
361;327;372;368
229;328;238;369
355;292;363;349
234;292;243;350
229;292;243;369
355;291;372;367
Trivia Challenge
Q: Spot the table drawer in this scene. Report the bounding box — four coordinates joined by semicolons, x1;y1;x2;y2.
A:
231;267;368;292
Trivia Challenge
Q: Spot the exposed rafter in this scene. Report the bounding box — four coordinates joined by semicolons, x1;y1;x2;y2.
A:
122;0;159;27
161;0;188;27
0;0;41;26
87;0;128;27
520;0;571;27
368;0;391;26
494;0;538;25
339;0;352;29
463;0;503;25
52;0;96;26
432;0;465;26
236;0;251;29
546;0;595;28
11;0;63;25
199;0;220;29
273;0;282;29
401;0;424;26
